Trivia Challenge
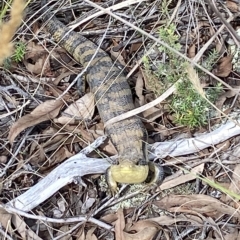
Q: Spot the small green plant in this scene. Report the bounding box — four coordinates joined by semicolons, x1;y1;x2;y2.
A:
143;23;222;128
12;41;26;62
3;41;26;68
202;48;219;71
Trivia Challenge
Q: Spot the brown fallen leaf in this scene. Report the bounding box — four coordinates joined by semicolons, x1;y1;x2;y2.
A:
188;44;196;58
124;227;158;240
124;220;159;240
12;214;43;240
135;72;163;121
226;0;240;12
86;227;98;240
101;213;118;224
226;164;240;204
49;147;73;166
215;89;236;111
8;99;64;144
55;93;95;124
56;226;72;240
0;208;12;231
154;194;240;221
130;42;142;54
115;209;126;240
160;164;204;190
76;228;85;240
135;71;145;106
213;56;232;77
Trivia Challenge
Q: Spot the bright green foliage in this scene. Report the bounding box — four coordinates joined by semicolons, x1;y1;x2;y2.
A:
143;23;222;128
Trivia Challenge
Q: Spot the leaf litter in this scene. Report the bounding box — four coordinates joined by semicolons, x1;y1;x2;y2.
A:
1;0;240;239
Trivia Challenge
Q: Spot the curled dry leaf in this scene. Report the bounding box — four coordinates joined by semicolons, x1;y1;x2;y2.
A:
213;56;233;77
56;92;95;124
8;99;64;144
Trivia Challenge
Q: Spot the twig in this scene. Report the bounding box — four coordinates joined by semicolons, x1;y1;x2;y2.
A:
69;0;149;29
205;0;240;47
5;121;240;213
84;0;234;91
0;126;33;178
1;204;113;231
0;100;30;120
0;224;14;240
193;14;236;63
104;80;178;128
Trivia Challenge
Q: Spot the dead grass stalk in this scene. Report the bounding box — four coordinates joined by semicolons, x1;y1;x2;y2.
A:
0;0;25;65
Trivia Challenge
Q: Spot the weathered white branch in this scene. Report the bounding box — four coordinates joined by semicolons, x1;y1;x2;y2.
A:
8;153;110;212
149;121;240;159
6;121;240;212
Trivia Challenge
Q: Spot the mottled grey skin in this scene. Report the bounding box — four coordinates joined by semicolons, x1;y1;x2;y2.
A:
41;1;147;163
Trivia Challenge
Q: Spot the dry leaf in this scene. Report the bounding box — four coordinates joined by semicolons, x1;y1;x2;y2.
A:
12;214;43;240
159;164;204;190
226;0;240;12
124;221;159;240
154;194;240;220
56;93;95;124
86;227;98;240
0;208;12;230
82;198;96;214
130;42;142;53
135;72;163;121
56;226;72;240
215;89;236;111
124;227;158;240
101;213;118;224
8;99;64;144
115;209;126;240
213;56;232;77
50;147;73;166
226;164;240;203
135;72;145;106
76;229;85;240
188;44;196;58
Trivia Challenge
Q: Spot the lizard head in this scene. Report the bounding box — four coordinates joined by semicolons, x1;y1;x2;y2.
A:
106;161;149;194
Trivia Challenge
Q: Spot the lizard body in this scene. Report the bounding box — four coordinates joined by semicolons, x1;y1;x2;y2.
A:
41;0;163;192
